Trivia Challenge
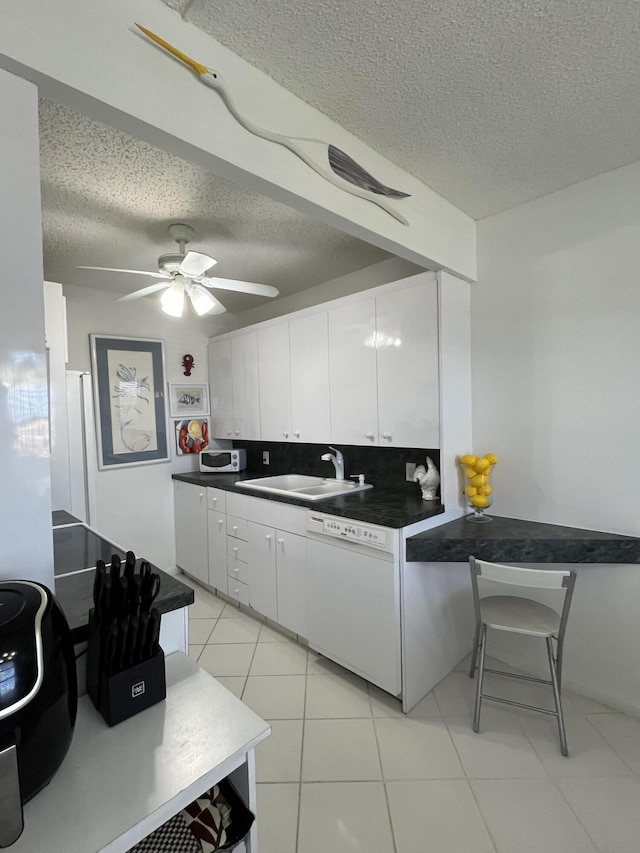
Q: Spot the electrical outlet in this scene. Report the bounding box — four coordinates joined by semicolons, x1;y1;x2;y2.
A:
406;462;417;482
262;450;270;465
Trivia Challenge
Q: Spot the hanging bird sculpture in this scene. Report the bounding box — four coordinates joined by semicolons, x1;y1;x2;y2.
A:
135;25;411;226
414;456;440;501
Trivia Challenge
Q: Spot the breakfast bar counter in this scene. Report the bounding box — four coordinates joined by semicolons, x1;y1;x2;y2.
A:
405;514;640;563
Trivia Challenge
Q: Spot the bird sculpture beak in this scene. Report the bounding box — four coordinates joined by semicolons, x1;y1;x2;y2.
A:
136;24;209;76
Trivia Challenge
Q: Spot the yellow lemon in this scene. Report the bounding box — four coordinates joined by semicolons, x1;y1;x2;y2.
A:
464;467;476;478
473;458;490;473
485;453;498;465
479;485;492;496
459;454;477;466
471;474;487;488
465;485;478;497
470;494;489;508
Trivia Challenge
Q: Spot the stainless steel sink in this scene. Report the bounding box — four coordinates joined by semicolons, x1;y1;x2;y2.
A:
235;474;373;501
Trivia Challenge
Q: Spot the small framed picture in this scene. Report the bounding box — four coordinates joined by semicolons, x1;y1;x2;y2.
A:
175;418;209;455
168;383;209;418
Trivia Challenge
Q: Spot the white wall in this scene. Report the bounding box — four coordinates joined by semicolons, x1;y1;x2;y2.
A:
0;69;54;586
63;284;215;571
473;160;640;714
474;160;640;535
235;257;424;329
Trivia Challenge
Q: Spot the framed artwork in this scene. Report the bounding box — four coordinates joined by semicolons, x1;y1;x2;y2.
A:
168;383;209;418
90;334;169;469
175;418;209;455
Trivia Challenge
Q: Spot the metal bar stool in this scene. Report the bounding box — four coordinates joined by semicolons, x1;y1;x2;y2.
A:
468;556;577;756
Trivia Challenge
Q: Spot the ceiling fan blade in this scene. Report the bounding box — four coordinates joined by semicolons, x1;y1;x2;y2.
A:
198;277;279;298
178;251;217;278
116;282;171;302
78;265;168;279
188;283;227;315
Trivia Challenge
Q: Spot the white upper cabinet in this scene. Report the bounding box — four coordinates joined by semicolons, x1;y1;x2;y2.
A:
208;338;234;438
208;273;439;448
231;333;261;440
258;324;292;441
376;277;440;447
289;313;331;442
328;275;439;447
328;298;378;445
208;333;261;440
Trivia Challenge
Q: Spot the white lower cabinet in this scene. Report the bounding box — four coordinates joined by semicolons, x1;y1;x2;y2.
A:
274;531;308;638
306;539;401;695
247;522;279;622
174;481;208;584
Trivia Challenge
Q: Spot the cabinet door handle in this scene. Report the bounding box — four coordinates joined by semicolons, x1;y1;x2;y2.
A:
233;566;240;574
265;534;272;542
232;525;238;532
234;430;240;436
382;432;392;441
232;546;239;554
294;431;300;438
277;538;284;549
283;431;289;438
218;519;224;527
365;432;375;441
211;497;217;505
199;492;205;500
227;430;232;436
233;587;240;595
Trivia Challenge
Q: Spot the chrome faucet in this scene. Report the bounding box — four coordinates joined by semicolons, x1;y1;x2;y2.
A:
320;446;345;480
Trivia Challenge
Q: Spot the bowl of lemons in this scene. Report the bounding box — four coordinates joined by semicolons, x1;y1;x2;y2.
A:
459;453;498;523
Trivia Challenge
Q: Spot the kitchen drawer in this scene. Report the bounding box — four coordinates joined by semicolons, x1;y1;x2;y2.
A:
227;515;248;540
227;537;249;564
227;558;249;584
207;488;227;513
227;577;250;607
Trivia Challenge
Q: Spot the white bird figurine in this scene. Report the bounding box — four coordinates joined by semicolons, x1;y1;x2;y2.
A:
135;25;410;226
413;456;440;501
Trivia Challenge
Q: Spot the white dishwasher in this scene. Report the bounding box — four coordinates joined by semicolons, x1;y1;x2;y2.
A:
305;511;401;696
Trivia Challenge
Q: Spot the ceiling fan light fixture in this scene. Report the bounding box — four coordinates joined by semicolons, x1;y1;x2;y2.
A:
160;280;185;317
187;283;226;316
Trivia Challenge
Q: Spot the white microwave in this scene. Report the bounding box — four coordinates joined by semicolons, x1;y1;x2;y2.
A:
199;449;247;473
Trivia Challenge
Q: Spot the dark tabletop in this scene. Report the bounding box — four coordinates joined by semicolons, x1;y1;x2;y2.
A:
172;471;444;529
405;515;640;563
51;514;194;642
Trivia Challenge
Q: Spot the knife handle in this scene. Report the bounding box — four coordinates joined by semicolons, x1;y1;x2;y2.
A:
92;562;106;614
110;553;121;582
104;621;119;676
124;550;136;580
142;609;160;660
129;574;142;616
100;575;113;624
137;611;150;663
118;576;129;617
124;615;138;668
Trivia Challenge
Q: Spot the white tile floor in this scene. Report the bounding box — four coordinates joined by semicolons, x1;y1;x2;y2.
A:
182;575;640;853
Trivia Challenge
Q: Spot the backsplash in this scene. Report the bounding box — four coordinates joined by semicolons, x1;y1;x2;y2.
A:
234;440;441;494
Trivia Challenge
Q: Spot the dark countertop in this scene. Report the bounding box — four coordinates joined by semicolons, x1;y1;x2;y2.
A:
172;471;444;529
52;512;194;642
406;515;640;563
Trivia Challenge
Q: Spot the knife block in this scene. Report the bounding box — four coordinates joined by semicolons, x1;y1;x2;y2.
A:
86;610;167;727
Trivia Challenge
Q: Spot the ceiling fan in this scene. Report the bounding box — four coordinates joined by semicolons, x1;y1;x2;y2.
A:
78;223;279;317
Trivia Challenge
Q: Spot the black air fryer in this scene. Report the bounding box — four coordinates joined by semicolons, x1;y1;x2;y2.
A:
0;580;77;847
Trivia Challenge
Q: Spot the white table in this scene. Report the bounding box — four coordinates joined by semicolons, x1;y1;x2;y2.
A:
12;653;270;852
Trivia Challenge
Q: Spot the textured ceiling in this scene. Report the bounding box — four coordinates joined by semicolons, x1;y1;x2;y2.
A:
38;99;392;316
164;0;640;218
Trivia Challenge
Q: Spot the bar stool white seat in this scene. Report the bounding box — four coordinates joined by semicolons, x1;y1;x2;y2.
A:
468;556;577;756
